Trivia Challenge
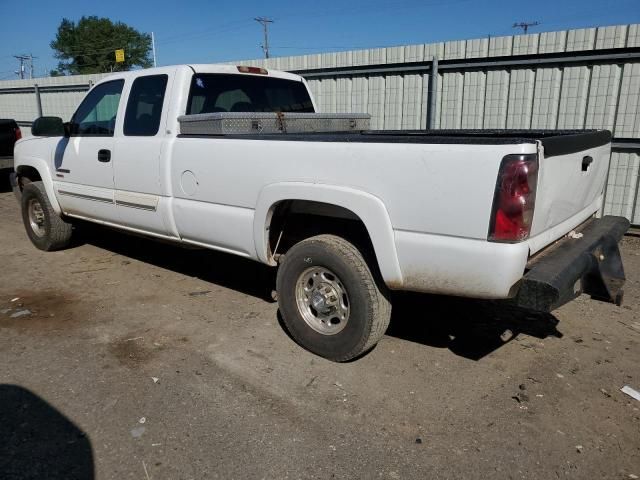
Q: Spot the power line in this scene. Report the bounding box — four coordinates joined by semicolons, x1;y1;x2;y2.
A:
12;54;36;79
47;22;252;70
51;33;144;55
13;55;27;79
272;45;389;51
254;17;274;59
270;0;474;25
29;53;37;78
157;19;253;45
55;43;136;56
49;41;156;73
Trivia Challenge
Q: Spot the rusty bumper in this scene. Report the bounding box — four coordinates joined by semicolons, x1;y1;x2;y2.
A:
513;216;630;312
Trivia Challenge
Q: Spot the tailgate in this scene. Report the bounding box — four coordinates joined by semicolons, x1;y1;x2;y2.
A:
528;131;612;254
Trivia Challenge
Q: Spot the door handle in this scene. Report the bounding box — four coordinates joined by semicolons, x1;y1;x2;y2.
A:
98;149;111;163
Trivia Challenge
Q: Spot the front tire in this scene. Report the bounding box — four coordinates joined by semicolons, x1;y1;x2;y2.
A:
276;234;391;362
20;181;72;251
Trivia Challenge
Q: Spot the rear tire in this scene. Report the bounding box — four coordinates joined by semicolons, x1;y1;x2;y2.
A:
21;181;72;251
276;234;391;362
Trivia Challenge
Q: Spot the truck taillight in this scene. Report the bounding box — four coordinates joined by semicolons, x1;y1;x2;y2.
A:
14;127;22;141
488;154;538;242
237;66;268;75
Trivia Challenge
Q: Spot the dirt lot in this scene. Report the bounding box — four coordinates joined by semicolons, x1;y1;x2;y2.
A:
0;176;639;480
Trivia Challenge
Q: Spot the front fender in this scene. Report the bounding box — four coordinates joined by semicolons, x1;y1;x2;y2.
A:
14;156;62;215
254;182;404;289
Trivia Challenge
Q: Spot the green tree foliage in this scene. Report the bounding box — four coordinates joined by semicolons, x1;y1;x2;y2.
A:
51;16;152;75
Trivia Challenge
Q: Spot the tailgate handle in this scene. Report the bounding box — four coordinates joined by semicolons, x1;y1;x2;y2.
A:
582;156;593;172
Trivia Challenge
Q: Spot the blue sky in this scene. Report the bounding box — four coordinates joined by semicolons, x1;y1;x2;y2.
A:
1;0;639;78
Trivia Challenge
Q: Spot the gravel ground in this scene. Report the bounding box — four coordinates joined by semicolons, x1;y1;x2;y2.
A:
0;176;639;480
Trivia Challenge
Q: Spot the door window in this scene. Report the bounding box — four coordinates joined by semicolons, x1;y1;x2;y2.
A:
72;80;124;136
124;75;168;136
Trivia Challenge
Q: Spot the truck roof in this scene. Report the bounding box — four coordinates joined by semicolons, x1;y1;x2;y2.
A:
189;64;305;82
94;64;306;85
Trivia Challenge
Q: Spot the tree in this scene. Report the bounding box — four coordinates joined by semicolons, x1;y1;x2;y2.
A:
50;16;152;75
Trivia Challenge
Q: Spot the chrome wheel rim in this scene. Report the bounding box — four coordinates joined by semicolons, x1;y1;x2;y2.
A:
295;266;350;335
28;198;46;238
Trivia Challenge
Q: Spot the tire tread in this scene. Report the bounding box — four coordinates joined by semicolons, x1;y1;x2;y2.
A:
21;181;72;251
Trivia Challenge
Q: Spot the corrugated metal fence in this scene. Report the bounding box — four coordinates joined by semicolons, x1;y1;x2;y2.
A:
0;72;112;126
1;24;639;224
232;24;640;225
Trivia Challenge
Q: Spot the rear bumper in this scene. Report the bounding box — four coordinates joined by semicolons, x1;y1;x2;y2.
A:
0;156;13;170
513;216;629;312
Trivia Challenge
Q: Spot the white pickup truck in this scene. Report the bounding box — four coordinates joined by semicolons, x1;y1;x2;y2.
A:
11;64;629;361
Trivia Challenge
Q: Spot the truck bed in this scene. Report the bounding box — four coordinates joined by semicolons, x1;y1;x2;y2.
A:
179;128;611;155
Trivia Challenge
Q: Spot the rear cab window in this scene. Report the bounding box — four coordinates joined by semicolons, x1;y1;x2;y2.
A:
186;74;314;115
124;75;168;136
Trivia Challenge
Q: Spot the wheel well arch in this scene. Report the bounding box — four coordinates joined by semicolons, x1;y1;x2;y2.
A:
254;184;403;288
14;161;62;215
257;190;404;289
15;165;42;185
267;199;375;261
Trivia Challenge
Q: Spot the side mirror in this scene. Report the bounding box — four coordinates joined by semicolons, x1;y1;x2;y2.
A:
31;116;65;137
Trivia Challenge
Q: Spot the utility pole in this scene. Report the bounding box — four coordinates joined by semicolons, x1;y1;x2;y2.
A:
13;54;37;79
13;54;28;79
513;21;540;34
151;32;157;67
254;17;274;59
29;53;37;79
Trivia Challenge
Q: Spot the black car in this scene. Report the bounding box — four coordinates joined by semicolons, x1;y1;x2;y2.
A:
0;119;21;170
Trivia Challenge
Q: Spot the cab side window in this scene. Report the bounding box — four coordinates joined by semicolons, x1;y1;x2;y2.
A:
72;80;124;136
124;75;168;136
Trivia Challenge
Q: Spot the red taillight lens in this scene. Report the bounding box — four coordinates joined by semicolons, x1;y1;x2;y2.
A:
488;154;538;242
14;127;22;141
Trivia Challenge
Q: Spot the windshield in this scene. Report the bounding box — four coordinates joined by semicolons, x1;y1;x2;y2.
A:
186;74;315;115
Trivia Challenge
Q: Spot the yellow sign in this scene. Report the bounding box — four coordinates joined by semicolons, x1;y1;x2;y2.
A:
115;49;125;63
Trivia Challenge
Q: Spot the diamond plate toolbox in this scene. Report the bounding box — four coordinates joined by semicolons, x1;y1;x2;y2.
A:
178;112;371;135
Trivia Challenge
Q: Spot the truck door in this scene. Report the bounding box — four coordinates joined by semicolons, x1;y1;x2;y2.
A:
53;79;124;222
113;73;173;236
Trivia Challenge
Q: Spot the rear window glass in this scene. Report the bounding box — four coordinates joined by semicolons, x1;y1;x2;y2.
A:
187;74;314;115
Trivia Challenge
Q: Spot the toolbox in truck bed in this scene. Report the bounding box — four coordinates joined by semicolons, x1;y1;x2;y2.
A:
178;112;371;135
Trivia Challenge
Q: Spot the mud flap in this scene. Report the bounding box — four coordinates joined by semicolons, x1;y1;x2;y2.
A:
513;216;629;312
9;172;21;202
